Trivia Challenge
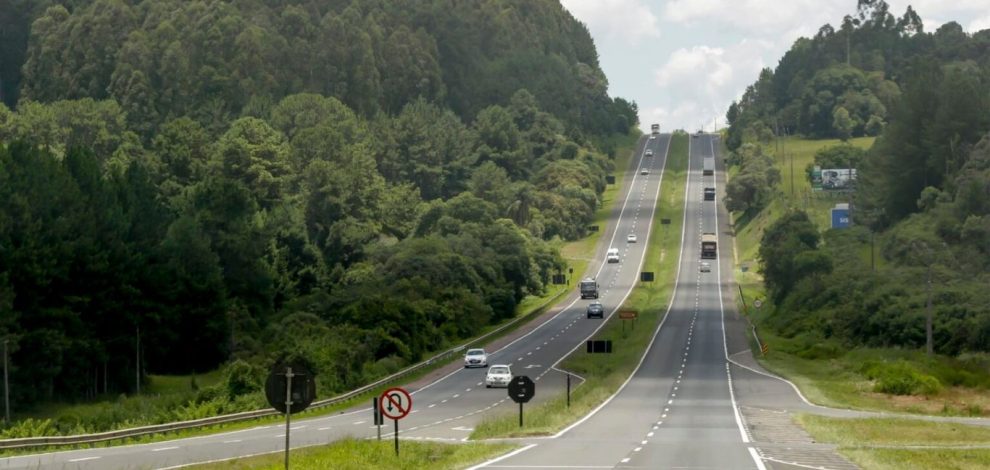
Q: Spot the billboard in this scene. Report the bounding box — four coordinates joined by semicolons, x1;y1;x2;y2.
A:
811;167;857;191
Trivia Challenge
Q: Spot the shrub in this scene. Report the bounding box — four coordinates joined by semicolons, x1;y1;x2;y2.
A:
863;361;942;396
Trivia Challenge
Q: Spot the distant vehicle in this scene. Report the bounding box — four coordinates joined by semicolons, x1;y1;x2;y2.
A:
703;158;715;175
697;129;704;135
586;301;605;319
607;247;620;263
645;149;653;157
485;365;512;388
704;187;716;201
701;232;717;259
700;262;711;273
580;277;599;299
464;348;488;368
627;233;637;243
640;169;650;175
651;123;660;134
649;135;656;141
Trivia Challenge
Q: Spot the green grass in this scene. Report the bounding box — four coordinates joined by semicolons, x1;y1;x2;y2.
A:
188;438;515;470
796;414;990;470
839;448;990;470
797;414;990;446
470;133;689;439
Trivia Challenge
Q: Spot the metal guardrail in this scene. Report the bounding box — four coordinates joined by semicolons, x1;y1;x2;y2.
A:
0;287;569;451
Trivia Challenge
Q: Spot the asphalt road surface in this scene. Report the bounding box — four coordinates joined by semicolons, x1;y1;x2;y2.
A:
0;135;674;470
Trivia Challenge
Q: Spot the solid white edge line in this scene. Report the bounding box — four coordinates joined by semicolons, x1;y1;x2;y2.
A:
464;443;538;470
747;447;769;470
548;133;684;439
711;135;762;466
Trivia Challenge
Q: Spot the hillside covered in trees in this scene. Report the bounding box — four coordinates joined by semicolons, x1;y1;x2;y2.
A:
729;1;990;358
0;0;638;417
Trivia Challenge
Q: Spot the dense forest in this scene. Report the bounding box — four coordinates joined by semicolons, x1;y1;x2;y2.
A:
729;1;990;357
0;0;638;417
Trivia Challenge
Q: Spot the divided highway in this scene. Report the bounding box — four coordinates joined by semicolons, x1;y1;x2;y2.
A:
0;134;673;470
479;134;766;469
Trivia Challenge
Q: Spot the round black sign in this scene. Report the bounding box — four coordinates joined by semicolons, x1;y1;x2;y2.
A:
265;360;316;414
507;375;535;404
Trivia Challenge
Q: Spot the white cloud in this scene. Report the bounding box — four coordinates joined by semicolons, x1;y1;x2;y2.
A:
561;0;660;45
650;40;773;130
969;14;990;32
663;0;846;36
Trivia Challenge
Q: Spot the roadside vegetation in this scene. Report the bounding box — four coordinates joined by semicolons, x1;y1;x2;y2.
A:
471;132;689;439
723;0;990;420
187;438;515;470
797;415;990;470
0;1;641;439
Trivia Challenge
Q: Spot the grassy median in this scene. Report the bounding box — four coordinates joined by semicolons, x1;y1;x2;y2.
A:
470;132;689;439
188;438;515;470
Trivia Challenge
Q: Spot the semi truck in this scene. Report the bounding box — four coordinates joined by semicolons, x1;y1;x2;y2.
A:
701;233;717;259
580;278;599;299
651;123;660;134
703;158;715;175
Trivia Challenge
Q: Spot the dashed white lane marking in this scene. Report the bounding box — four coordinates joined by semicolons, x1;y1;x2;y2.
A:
453;394;460;398
152;446;179;452
318;427;331;431
68;457;101;462
441;399;448;403
290;425;306;430
224;439;244;443
353;421;366;425
634;447;642;452
621;458;631;463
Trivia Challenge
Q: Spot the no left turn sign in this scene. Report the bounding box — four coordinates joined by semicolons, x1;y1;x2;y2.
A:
379;387;412;420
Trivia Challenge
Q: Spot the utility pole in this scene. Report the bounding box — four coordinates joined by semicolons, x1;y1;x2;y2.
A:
925;263;933;356
135;326;141;394
3;339;9;425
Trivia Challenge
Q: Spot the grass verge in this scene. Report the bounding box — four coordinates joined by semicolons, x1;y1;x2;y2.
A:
470;132;689;439
796;414;990;470
187;438;516;470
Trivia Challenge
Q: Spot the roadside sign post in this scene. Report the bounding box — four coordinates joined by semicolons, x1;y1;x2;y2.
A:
283;368;293;470
508;376;535;428
566;374;571;408
619;310;638;333
373;397;383;440
379;387;412;456
265;360;315;470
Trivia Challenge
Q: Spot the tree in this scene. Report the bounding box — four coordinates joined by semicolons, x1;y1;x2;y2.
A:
759;210;822;303
832;106;854;140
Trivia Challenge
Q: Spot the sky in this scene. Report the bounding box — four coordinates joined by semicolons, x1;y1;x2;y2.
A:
560;0;990;133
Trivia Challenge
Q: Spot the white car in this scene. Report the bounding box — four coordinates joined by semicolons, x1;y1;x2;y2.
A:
464;348;488;368
700;262;711;273
485;365;512;388
640;169;649;175
627;233;637;243
606;247;620;263
649;135;656;141
645;149;653;157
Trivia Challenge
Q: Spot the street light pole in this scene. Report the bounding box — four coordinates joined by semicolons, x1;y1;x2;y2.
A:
925;262;933;356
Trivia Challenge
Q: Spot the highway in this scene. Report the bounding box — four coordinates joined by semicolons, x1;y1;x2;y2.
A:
474;134;859;470
0;134;674;470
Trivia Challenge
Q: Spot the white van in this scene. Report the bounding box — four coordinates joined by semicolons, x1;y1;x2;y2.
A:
606;247;620;263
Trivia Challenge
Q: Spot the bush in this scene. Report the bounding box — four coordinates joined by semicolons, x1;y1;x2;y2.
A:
863;361;943;396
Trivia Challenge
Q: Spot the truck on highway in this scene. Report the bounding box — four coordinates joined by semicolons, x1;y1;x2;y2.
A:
701;233;717;259
651;123;660;135
580;278;599;299
704;187;716;201
702;158;715;176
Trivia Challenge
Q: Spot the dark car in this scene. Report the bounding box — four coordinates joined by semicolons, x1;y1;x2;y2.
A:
587;302;605;319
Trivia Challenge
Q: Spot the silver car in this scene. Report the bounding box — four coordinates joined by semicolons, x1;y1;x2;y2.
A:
464;348;488;368
700;262;711;273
